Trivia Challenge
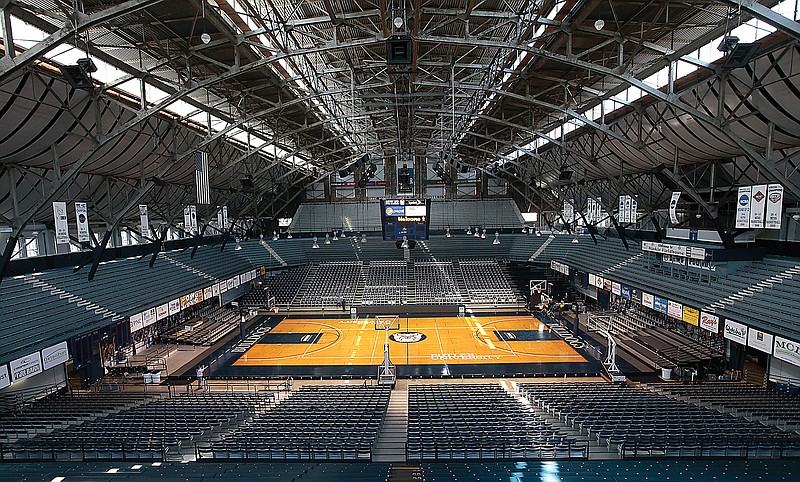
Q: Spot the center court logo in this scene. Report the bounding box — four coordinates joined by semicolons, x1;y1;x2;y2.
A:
389;332;426;343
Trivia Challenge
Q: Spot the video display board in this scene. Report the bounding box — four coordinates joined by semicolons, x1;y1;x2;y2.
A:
380;198;430;240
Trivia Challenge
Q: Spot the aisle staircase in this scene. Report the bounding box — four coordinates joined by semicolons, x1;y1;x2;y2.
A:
528;236;554;261
372;389;408;463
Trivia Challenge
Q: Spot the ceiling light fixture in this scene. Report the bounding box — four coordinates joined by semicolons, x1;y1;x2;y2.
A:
594;19;605;30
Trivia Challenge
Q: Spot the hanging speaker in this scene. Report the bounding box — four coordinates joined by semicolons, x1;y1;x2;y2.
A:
386;35;413;64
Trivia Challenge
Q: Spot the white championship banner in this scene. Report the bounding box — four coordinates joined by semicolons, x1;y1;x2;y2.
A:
53;201;70;244
139;204;150;238
765;184;784;230
41;341;69;370
669;192;681;225
736;186;751;229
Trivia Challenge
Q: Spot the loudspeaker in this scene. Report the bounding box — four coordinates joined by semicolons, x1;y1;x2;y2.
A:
386;36;413;64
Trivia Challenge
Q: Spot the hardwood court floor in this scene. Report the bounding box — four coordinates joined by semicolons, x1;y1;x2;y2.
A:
232;315;586;367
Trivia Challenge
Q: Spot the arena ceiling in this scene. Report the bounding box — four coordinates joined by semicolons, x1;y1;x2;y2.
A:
2;0;800;269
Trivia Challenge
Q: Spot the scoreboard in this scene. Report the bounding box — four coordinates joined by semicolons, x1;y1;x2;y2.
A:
380;199;430;241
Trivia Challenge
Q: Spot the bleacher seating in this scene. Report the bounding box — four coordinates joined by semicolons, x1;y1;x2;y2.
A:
648;383;800;433
160;306;238;346
266;265;310;305
2;392;271;461
298;262;364;307
459;259;516;304
363;261;407;305
201;386;390;460
518;382;800;459
413;262;462;304
407;384;587;460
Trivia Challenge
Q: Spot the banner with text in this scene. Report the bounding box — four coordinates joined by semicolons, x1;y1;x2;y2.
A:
724;319;748;345
747;328;773;354
750;184;767;229
699;311;720;333
736;186;751;228
669;192;681;225
41;341;69;370
53;202;69;245
773;336;800;367
765;184;784;230
75;202;90;243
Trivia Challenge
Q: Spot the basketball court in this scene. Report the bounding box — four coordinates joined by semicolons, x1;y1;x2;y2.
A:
211;314;601;378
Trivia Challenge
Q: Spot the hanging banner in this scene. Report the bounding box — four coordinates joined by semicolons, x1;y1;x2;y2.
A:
667;300;683;319
563;200;574;224
642;292;655;310
589;273;596;287
183;207;192;234
618;196;625;222
624;196;632;223
724;319;748;345
204;287;213;300
750;184;767;229
156;303;169;321
130;312;144;333
222;206;229;229
669;192;681;225
139;204;150;238
142;307;156;328
189;205;198;233
0;364;9;390
75;202;90;243
212;283;221;296
765;184;784;230
654;296;668;314
168;298;181;315
630;198;637;223
682;306;699;326
747;328;773;354
53;201;69;244
220;280;229;293
773;336;800;367
41;341;69;370
699;312;720;333
10;352;42;382
611;282;621;296
736;186;751;229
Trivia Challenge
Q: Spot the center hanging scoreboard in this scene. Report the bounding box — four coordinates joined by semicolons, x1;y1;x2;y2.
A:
380;199;431;241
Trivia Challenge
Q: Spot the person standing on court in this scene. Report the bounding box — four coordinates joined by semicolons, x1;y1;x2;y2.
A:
196;365;206;390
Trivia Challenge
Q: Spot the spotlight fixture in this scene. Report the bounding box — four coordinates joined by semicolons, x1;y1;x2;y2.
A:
572;237;579;244
474;228;480;238
466;227;472;235
287;231;293;239
259;233;265;246
361;233;367;243
492;232;500;245
59;58;97;90
445;227;451;238
312;236;319;248
324;233;331;244
717;35;739;53
393;16;404;29
235;239;242;250
536;230;542;237
480;229;486;239
594;19;605;30
272;230;278;241
201;32;211;44
332;230;338;241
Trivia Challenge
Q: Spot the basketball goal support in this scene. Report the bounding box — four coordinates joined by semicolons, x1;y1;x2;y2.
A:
375;315;399;386
587;313;625;382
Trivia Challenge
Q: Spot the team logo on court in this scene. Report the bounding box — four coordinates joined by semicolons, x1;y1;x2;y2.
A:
390;332;426;343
